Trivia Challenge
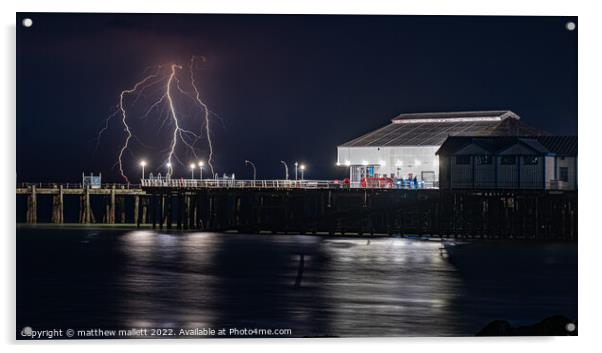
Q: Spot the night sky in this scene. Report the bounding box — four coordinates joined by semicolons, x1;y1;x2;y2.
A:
16;13;577;183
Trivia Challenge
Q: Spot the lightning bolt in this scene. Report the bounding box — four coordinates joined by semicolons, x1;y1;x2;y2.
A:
117;73;159;184
98;59;218;182
165;64;182;175
189;56;215;176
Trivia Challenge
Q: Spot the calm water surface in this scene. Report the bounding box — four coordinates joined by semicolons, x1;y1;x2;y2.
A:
17;227;577;337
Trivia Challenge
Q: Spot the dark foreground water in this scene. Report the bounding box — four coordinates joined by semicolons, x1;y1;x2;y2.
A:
17;227;577;338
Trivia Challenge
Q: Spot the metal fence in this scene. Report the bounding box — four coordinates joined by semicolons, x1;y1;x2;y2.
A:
141;178;336;189
140;177;438;189
16;179;438;190
16;182;142;190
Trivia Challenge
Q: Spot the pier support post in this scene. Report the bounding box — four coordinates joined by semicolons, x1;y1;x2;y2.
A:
51;185;64;224
151;194;157;229
176;192;183;230
166;193;173;229
81;187;92;224
108;186;116;224
159;193;165;229
134;195;140;227
26;185;37;224
142;196;148;225
118;196;126;223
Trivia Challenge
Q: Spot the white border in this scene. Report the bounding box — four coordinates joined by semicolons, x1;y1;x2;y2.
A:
2;1;599;352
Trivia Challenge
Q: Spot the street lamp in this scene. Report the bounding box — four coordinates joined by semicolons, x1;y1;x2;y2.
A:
166;162;172;178
280;161;289;180
245;160;256;181
294;161;299;180
300;164;306;180
139;160;147;180
189;163;196;179
198;161;204;180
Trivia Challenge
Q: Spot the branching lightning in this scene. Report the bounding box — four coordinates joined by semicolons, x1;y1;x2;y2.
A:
189;56;215;176
96;58;218;183
117;73;158;184
165;64;182;175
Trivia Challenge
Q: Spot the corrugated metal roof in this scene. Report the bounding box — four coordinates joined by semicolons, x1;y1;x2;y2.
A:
340;111;548;147
536;136;578;155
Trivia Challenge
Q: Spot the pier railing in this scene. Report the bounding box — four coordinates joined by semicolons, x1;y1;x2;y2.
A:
142;179;338;189
17;182;141;190
16;180;438;190
140;178;437;189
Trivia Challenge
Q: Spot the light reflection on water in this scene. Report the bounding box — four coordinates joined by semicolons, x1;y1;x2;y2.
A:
17;228;577;337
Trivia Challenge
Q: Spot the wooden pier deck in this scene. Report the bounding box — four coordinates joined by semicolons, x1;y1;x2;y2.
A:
16;182;577;240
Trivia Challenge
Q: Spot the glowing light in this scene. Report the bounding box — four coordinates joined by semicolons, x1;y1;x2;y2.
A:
345;160;351;166
190;163;196;170
166;162;172;168
198;161;205;167
362;160;368;166
139;160;147;179
300;164;306;170
336;162;341;166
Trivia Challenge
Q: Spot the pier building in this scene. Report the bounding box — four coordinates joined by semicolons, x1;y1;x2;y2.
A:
336;110;546;186
436;136;577;190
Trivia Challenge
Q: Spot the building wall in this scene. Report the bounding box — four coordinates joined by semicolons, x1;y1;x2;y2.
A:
545;156;556;188
439;156;451;189
553;156;578;190
450;155;473;188
443;153;548;190
475;157;496;188
337;146;440;181
518;156;545;189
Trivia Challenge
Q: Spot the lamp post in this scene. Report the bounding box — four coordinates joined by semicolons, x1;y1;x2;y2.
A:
280;161;289;180
190;163;196;179
245;160;256;181
166;162;172;178
300;164;306;180
294;161;299;180
139;160;147;180
198;161;204;180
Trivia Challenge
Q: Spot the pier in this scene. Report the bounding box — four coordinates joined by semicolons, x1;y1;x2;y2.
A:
16;183;145;225
16;180;577;240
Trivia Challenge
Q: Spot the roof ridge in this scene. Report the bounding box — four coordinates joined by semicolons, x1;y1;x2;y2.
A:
391;110;520;123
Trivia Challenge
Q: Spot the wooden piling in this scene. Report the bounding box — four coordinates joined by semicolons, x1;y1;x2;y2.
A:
134;195;140;227
26;185;37;224
108;186;116;224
